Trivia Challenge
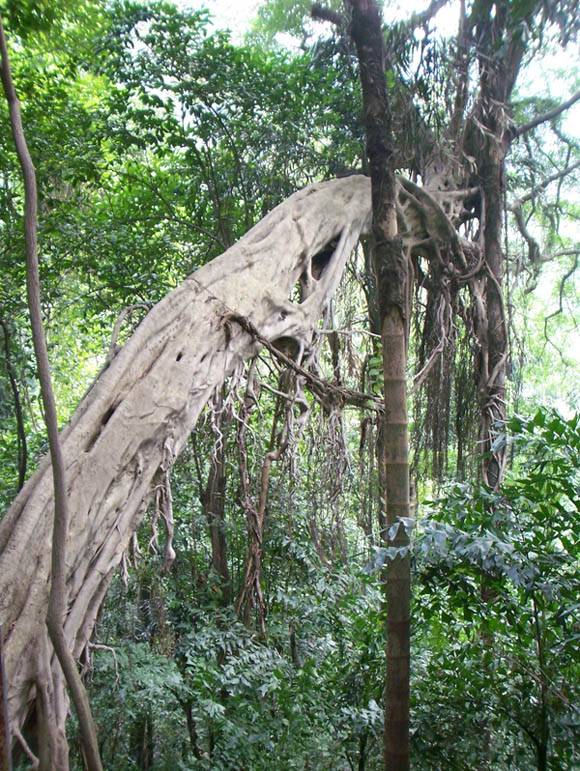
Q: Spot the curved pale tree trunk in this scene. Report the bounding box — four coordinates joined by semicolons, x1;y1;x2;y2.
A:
0;176;372;766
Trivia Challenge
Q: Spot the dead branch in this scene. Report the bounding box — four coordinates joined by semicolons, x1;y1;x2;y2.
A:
226;311;383;413
87;644;119;689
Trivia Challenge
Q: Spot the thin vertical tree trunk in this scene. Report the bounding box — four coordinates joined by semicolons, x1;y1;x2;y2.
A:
382;308;411;769
0;17;102;771
349;1;411;767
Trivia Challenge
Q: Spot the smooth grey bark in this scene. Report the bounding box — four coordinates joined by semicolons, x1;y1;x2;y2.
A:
0;175;372;760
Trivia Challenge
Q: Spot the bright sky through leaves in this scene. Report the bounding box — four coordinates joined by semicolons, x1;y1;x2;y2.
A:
180;0;260;40
182;0;460;41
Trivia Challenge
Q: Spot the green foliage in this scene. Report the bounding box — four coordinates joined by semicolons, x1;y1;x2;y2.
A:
0;0;102;39
2;1;580;768
80;640;187;770
413;408;580;769
247;0;344;49
97;0;362;235
86;512;385;769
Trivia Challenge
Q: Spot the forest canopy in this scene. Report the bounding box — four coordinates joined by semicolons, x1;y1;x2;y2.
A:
0;0;579;769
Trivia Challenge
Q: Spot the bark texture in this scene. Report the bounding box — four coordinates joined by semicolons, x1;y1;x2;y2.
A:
0;15;102;769
470;1;525;490
349;1;411;768
0;176;371;761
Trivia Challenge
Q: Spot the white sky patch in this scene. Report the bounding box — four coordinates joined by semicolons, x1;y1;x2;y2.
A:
384;0;460;33
178;0;260;42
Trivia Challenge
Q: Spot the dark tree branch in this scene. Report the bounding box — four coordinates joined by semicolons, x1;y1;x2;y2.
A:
311;4;346;26
225;310;383;413
509;202;541;266
0;16;103;771
514;88;580;138
538;248;580;264
408;0;451;29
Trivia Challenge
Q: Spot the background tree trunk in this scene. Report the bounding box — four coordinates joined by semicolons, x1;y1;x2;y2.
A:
468;0;525;489
200;391;232;604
